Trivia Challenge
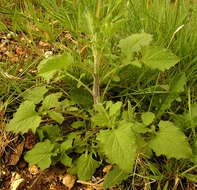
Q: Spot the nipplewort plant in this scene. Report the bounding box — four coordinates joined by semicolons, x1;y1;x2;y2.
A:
6;0;197;189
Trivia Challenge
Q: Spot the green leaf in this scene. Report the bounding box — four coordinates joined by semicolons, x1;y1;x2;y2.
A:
38;53;73;82
66;106;79;111
119;32;153;54
6;101;41;134
141;46;180;71
109;101;122;117
190;104;197;122
92;104;110;127
24;140;54;170
61;139;73;151
97;121;137;172
48;111;64;124
76;154;100;181
127;100;134;122
42;92;62;110
130;60;142;68
23;86;48;104
169;72;187;93
156;72;186;118
60;153;72;167
37;125;61;141
112;75;120;82
133;122;149;133
103;165;129;189
70;87;93;108
183;174;197;183
149;121;192;159
191;140;197;164
141;112;155;125
135;134;153;157
71;121;85;128
0;21;10;33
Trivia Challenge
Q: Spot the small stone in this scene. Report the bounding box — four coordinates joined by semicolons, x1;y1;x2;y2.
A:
44;51;53;58
18;68;23;72
62;174;76;190
4;51;12;57
28;165;39;175
39;41;50;47
7;32;14;39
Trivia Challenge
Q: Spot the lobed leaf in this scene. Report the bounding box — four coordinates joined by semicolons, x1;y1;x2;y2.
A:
48;111;64;124
38;53;73;82
141;112;155;126
119;32;153;54
60;153;72;167
24;140;54;170
6;101;41;134
76;154;100;181
109;101;122;117
61;139;73;152
23;86;48;104
42;92;62;110
103;165;129;189
141;46;180;71
97;121;137;172
92;104;110;127
37;124;61;141
70;87;93;108
149;121;192;159
156;72;186;118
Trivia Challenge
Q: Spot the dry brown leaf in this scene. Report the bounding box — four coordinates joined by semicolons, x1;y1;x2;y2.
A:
10;172;25;190
8;141;24;166
16;47;24;55
85;186;94;190
42;30;50;40
25;130;35;149
39;41;50;47
102;165;112;173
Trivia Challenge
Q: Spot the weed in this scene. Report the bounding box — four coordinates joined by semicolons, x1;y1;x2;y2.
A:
1;0;197;189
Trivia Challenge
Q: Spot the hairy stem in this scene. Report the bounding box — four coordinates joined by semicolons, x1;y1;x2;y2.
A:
93;49;100;105
96;0;102;18
92;0;103;105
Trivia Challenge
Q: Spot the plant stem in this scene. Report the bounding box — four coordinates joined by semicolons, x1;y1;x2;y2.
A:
65;72;93;95
92;0;103;105
93;48;100;105
96;0;102;18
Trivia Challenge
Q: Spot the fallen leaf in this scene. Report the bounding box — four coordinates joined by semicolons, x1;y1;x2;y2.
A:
39;41;50;47
16;47;24;55
85;186;94;190
42;30;50;40
103;165;113;173
10;172;25;190
8;142;24;166
25;130;35;149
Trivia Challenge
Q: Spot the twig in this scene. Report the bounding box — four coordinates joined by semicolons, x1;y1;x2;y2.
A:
167;25;184;49
77;180;103;188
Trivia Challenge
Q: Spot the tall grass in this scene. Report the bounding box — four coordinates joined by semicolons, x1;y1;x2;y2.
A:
126;0;197;86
